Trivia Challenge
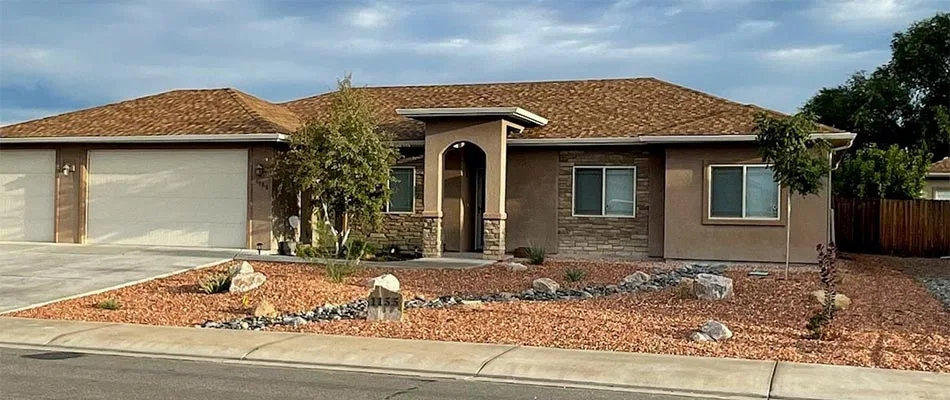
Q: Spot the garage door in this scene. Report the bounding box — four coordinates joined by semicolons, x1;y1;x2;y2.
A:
87;149;248;248
0;150;55;242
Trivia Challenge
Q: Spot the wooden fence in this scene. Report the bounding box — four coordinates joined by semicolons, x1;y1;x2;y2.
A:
834;198;950;257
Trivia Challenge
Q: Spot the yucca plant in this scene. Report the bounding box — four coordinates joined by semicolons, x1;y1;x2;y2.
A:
325;260;358;283
199;272;232;294
563;267;587;283
96;298;122;310
525;246;546;265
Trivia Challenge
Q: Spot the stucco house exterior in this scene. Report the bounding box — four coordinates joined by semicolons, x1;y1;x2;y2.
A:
0;78;854;263
923;157;950;200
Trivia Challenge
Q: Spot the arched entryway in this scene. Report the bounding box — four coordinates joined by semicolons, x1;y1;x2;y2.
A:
441;141;487;253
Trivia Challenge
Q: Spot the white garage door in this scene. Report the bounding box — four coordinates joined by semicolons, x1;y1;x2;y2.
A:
0;150;55;242
87;149;248;248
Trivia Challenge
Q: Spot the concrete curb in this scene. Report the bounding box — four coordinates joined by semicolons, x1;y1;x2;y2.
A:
0;317;947;400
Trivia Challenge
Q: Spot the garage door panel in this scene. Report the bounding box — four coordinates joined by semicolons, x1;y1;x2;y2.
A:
90;150;247;174
88;197;247;223
0;150;55;242
89;172;246;199
87;221;246;248
87;150;248;248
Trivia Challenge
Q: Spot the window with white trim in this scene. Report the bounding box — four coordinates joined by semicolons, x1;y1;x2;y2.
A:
708;164;780;219
385;167;415;213
573;166;636;217
935;189;950;201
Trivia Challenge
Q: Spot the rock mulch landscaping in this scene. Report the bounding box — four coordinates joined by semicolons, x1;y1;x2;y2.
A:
198;264;727;330
12;255;950;373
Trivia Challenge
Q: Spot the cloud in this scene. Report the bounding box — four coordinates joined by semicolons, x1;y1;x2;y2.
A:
809;0;941;29
350;5;395;29
760;45;887;67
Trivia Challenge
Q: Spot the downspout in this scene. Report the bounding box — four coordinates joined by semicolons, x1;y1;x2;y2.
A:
827;141;855;244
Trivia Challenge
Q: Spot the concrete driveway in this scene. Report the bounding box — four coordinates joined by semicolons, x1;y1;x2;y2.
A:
0;243;242;313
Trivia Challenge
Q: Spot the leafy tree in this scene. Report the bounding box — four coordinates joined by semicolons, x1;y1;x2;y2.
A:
834;145;931;199
274;75;398;255
803;13;950;162
755;112;830;278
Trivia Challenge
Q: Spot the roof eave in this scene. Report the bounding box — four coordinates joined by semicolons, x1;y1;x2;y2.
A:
395;107;548;126
0;133;290;144
392;132;856;147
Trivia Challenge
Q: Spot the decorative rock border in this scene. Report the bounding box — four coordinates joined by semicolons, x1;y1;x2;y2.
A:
200;264;727;330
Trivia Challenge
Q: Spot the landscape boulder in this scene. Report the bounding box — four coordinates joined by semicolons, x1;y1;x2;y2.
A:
532;278;560;294
622;271;651;286
228;261;255;278
689;331;713;342
252;299;278;318
366;274;400;292
692;274;734;301
698;320;733;341
506;262;529;272
675;278;695;299
230;272;267;293
810;290;852;310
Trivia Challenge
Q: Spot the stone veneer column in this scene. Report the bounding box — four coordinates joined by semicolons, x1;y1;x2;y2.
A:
482;217;506;259
421;215;443;258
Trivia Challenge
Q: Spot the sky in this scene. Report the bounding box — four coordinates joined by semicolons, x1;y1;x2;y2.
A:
0;0;946;126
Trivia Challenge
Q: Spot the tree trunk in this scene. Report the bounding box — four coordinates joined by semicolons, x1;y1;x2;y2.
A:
785;192;792;280
299;189;314;244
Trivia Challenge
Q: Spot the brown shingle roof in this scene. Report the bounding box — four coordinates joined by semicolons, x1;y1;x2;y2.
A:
930;157;950;174
1;78;842;140
0;88;301;137
282;78;842;140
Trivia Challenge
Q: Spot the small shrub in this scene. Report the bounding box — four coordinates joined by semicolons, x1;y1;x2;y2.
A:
295;245;321;259
346;239;376;261
807;242;839;339
199;272;232;294
564;267;587;282
96;298;122;310
525;247;546;265
325;261;358;283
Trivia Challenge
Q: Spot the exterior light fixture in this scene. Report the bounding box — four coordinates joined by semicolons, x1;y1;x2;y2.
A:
60;163;76;176
451;142;465;149
254;163;265;177
256;242;263;255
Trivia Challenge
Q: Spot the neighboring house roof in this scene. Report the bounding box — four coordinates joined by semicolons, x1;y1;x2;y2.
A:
0;88;301;138
929;157;950;174
1;77;841;141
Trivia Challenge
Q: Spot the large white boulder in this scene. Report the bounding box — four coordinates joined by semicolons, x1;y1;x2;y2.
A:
230;272;267;293
692;274;734;301
366;274;400;292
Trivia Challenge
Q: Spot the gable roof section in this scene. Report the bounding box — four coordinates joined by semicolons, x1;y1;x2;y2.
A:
1;78;842;141
930;157;950;174
282;78;842;140
0;88;300;138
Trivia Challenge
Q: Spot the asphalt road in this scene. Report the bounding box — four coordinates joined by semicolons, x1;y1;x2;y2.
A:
0;347;697;400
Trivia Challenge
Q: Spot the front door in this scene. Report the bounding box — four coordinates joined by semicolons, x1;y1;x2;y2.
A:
474;168;485;250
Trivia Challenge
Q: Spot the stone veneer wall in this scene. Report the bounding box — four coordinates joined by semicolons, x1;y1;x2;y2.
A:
557;148;651;258
360;158;426;251
482;218;506;259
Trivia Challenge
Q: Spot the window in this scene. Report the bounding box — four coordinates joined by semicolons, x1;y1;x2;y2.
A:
708;164;780;219
386;167;415;213
935;189;950;201
573;166;636;217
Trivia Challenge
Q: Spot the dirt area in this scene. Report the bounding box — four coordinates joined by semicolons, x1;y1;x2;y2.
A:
13;255;950;372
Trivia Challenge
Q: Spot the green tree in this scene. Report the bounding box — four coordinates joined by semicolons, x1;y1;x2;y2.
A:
803;13;950;161
834;145;931;199
755;112;830;278
274;75;398;255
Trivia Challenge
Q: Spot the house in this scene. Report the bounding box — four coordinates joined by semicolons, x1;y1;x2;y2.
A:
923;157;950;200
0;78;855;263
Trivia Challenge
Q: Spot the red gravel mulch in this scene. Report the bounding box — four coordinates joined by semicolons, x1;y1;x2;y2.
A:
12;255;950;372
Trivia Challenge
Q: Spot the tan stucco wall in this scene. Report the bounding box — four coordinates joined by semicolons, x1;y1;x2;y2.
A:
422;118;508;218
664;145;829;263
923;177;950;199
505;149;559;252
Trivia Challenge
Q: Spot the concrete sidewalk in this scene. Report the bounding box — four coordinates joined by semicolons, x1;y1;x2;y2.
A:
0;317;946;400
